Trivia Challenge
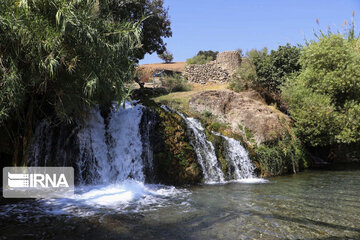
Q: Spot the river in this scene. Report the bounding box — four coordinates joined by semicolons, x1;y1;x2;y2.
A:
1;169;359;240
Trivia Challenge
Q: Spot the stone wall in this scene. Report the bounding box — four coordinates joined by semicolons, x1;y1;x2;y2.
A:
185;61;230;84
185;51;241;84
216;51;242;74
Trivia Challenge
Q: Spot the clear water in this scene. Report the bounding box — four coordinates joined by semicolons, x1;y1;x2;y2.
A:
1;169;360;240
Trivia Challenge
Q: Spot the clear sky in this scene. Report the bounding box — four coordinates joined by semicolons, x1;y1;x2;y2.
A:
139;0;360;64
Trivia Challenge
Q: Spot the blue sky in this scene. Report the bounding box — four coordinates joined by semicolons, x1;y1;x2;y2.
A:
140;0;360;64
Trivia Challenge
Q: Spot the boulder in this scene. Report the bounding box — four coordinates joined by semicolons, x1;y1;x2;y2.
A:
189;90;291;144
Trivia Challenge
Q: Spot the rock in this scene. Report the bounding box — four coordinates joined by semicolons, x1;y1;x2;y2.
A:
189;90;291;145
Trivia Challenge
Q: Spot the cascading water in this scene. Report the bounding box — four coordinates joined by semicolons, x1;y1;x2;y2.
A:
177;110;262;183
77;102;146;184
214;133;258;181
27;103;187;214
26;103;265;215
180;115;225;183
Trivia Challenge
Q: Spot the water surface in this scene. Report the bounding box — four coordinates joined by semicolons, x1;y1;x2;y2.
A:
1;169;360;240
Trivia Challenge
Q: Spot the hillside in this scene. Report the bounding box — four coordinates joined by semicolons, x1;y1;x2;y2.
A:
137;62;186;81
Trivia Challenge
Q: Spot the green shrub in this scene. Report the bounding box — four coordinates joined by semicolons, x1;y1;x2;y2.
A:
253;44;301;92
186;50;218;65
229;58;257;92
197;50;219;60
162;74;192;92
282;34;360;147
228;47;268;93
186;54;213;65
255;131;308;176
202;110;212;118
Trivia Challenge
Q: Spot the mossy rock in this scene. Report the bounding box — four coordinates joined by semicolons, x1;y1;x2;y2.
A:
136;90;202;186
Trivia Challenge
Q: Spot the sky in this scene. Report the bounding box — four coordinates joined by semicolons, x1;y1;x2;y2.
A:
139;0;360;64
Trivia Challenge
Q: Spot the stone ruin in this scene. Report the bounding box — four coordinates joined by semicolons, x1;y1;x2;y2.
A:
185;51;242;84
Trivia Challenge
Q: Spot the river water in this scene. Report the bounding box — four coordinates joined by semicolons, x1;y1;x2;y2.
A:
1;169;359;240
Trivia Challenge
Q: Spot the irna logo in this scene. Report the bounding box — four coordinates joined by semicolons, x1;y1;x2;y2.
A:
3;167;74;198
8;172;69;188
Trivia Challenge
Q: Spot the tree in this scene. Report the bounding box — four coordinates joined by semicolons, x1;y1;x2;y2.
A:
282;34;360;147
102;0;172;60
158;50;174;63
253;44;301;92
196;50;218;60
186;50;218;65
0;0;143;163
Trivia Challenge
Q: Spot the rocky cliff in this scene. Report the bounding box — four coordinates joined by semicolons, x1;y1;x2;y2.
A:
189;90;291;145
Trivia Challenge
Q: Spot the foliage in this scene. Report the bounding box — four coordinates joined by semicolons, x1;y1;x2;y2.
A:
229;58;256;92
253;44;301;92
186;50;218;65
162;74;192;92
158;50;173;63
236;48;244;57
104;0;172;60
246;47;268;60
255;130;308;176
186;54;213;65
0;0;144;162
228;47;268;92
282;34;360;147
196;50;218;60
202;110;212;118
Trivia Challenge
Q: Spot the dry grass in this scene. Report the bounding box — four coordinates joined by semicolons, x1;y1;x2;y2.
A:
137;62;186;81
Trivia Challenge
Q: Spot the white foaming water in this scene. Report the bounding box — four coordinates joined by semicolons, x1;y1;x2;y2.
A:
214;133;261;181
25;103;267;217
180;115;225;183
25;102;188;215
41;180;190;216
77;102;145;184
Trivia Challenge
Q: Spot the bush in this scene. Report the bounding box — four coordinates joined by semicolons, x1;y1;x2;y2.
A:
228;47;268;92
255;133;307;176
282;34;360;147
229;58;257;92
158;50;174;63
253;44;301;92
162;74;192;92
186;50;218;65
196;50;218;60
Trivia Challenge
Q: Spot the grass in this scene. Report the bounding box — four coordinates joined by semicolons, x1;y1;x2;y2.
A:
153;82;228;112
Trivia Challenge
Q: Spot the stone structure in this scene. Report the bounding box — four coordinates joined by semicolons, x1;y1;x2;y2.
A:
185;51;241;84
185;61;230;84
216;51;242;74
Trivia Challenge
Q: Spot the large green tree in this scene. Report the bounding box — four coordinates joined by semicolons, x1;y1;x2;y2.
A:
282;34;360;147
102;0;172;60
0;0;146;163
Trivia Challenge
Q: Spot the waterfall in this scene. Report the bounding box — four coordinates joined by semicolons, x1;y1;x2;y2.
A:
179;115;225;183
178;111;259;183
214;133;256;180
28;102;150;185
28;103;260;186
